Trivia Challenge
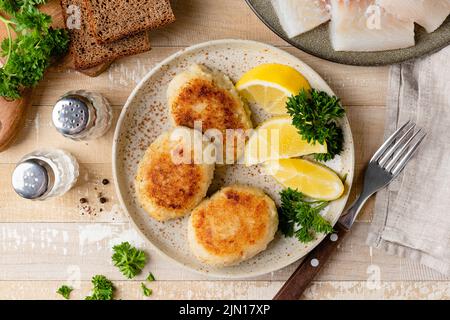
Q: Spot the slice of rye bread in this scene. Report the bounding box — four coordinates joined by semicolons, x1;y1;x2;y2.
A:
84;0;175;44
60;0;151;69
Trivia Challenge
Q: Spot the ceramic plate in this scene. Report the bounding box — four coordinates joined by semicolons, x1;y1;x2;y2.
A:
113;39;354;278
246;0;450;66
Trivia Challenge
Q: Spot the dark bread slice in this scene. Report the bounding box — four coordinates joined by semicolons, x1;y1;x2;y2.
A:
84;0;175;44
61;0;151;70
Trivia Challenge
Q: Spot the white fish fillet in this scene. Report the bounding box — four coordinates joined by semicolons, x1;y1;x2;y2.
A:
330;0;415;52
271;0;331;38
376;0;450;33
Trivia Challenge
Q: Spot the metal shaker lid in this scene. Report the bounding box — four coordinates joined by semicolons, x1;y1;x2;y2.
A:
12;159;55;199
52;94;95;137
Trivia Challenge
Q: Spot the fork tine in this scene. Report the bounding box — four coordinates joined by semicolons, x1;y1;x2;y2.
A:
370;121;411;162
391;133;427;176
378;123;416;167
384;128;422;171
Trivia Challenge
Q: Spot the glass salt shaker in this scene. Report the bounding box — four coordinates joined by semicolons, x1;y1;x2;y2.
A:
11;149;79;200
52;90;112;140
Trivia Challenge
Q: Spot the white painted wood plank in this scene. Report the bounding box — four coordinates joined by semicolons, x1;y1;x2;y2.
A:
0;280;448;300
0;222;447;281
0;280;282;300
303;281;450;300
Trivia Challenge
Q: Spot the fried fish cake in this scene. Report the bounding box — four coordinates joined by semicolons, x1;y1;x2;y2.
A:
167;64;253;163
188;185;278;266
135;127;215;221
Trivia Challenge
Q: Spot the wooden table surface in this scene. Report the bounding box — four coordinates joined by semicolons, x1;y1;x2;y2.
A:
1;0;449;300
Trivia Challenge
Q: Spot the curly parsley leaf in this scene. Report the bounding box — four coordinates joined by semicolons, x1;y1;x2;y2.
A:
0;0;21;14
279;188;334;243
0;0;69;99
56;284;73;300
112;242;147;279
146;272;155;282
313;122;344;162
85;275;114;300
286;89;345;161
141;283;152;297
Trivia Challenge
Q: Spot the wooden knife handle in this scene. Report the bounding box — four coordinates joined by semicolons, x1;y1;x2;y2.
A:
273;223;348;300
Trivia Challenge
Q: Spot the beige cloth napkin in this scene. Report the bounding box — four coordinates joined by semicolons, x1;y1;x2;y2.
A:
366;46;450;276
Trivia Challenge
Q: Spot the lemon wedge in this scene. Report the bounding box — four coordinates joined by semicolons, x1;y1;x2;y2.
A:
236;63;311;114
265;159;344;201
245;116;327;165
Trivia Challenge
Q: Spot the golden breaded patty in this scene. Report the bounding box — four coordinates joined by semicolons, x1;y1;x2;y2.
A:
188;185;278;266
135;127;215;221
167;64;253;163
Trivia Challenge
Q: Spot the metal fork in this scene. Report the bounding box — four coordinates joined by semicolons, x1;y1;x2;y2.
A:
274;121;427;300
339;121;427;230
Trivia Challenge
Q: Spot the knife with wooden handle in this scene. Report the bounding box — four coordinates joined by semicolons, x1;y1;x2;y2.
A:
273;223;348;300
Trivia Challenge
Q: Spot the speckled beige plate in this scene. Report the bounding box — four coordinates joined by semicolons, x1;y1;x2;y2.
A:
247;0;450;66
113;39;355;278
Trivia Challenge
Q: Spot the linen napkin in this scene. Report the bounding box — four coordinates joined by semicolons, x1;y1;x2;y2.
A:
366;45;450;276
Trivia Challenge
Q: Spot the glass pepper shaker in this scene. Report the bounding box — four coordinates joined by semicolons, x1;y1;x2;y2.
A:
11;149;79;200
52;90;112;140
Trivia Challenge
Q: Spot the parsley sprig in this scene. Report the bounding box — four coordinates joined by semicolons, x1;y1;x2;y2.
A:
279;188;334;243
0;0;69;99
141;283;152;297
56;243;153;300
56;284;73;299
112;242;147;279
286;89;345;161
85;275;114;300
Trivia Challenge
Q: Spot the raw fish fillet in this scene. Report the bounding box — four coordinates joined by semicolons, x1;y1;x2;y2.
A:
376;0;450;33
271;0;331;38
330;0;415;52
